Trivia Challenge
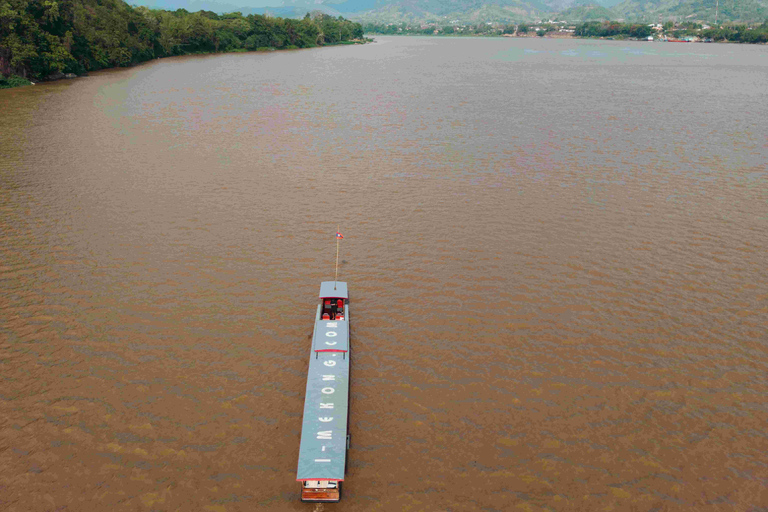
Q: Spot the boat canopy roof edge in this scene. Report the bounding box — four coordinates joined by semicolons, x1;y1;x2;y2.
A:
319;281;348;299
313;320;349;353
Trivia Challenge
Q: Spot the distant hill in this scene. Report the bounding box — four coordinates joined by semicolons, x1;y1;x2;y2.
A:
611;0;768;22
556;2;615;20
349;0;554;23
128;0;343;16
128;0;768;23
596;0;624;6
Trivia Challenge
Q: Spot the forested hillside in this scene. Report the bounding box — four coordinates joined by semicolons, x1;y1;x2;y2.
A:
276;0;768;23
556;3;614;21
114;0;768;24
612;0;768;22
0;0;364;82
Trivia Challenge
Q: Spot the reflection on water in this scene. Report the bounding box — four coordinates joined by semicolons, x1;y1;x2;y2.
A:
1;37;767;511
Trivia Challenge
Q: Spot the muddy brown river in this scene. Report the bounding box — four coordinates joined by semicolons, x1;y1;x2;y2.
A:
1;36;767;511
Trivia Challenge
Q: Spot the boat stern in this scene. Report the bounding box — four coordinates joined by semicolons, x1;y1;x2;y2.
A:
300;480;341;503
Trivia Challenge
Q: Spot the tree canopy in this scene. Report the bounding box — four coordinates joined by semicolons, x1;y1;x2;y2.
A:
0;0;364;80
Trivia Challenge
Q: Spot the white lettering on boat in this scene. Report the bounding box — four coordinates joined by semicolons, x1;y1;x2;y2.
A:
305;307;351;475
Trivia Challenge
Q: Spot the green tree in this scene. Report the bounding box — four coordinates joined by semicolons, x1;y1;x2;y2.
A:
629;23;652;38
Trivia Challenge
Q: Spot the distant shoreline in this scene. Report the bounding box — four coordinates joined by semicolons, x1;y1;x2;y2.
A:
364;20;768;45
366;32;768;45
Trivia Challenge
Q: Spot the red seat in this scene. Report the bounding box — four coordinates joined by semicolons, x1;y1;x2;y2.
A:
337;299;343;309
322;313;330;320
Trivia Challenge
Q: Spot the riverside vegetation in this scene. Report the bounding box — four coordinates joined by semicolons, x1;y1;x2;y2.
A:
575;20;768;42
0;0;364;87
364;20;768;43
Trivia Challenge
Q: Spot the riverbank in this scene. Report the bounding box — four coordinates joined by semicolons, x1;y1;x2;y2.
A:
0;75;33;89
1;39;372;90
367;31;767;45
1;39;372;91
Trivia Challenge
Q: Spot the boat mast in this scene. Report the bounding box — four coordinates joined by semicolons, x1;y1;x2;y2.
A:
334;225;340;290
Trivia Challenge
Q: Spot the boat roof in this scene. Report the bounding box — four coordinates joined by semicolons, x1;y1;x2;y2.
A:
297;282;350;481
296;350;349;481
313;320;349;353
319;281;348;299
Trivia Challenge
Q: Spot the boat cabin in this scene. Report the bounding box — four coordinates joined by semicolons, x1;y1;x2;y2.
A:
319;281;348;321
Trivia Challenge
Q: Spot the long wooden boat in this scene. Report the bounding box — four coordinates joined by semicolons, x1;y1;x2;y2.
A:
296;281;350;502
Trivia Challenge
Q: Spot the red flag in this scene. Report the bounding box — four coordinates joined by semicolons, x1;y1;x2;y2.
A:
336;232;344;239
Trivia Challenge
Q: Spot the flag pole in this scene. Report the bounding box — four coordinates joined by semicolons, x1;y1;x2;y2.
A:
334;225;340;290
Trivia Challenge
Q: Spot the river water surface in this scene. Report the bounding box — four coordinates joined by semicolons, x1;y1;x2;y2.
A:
1;36;767;511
